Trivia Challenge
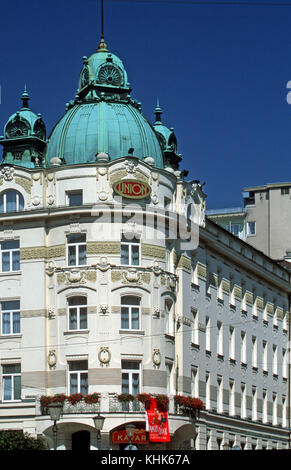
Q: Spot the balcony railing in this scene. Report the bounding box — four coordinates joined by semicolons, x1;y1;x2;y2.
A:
36;393;202;419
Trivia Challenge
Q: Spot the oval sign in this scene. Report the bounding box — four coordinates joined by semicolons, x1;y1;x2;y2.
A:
113;180;151;199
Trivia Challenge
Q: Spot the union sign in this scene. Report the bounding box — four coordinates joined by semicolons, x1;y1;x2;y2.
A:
113;180;151;199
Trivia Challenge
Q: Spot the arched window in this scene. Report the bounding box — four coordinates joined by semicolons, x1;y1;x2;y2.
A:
121;296;141;330
67;296;87;331
0;190;24;213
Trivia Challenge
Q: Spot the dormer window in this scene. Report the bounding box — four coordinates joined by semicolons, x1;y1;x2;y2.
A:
0;190;24;213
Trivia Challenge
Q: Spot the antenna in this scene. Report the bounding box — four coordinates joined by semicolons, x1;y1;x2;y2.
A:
101;0;104;39
97;0;108;52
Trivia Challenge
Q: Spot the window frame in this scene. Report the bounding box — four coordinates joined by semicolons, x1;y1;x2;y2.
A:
2;364;21;402
66;190;83;207
247;221;256;236
120;236;141;267
0;190;24;214
120;296;141;331
66;234;87;267
1;300;20;336
68;360;88;395
1;240;20;273
67;296;88;331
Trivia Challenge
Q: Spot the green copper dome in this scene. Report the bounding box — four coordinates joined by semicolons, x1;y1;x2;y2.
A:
46;101;164;167
46;39;164;168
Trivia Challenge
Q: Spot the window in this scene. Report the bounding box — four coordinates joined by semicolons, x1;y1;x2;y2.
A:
281;187;289;195
229;326;235;360
192;308;199;345
241;331;246;364
67;191;83;206
67;234;86;266
227;223;242;237
1;240;20;272
283;349;288;379
191;368;199;397
229;380;235;416
206;316;211;351
252;336;257;368
252;387;257;421
1;301;20;335
263;341;268;372
247;221;256;236
68;360;88;395
273;345;278;376
0;190;24;213
121;361;140;410
68;297;87;331
263;390;268;423
217;376;223;413
121;296;140;330
166;362;175;395
217;322;223;356
120;236;140;266
2;364;21;401
273;393;277;426
165;299;175;336
205;372;210;410
241;383;246;419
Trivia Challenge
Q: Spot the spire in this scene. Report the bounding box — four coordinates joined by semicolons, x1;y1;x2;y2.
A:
21;85;30;110
154;99;163;123
97;0;108;52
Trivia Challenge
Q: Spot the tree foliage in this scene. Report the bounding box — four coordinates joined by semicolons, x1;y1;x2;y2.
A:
0;431;48;451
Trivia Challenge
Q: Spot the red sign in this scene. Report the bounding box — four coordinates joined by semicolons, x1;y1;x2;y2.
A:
113;180;151;199
146;398;170;443
112;428;148;445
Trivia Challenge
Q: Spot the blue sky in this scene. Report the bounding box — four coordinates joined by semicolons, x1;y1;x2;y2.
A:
1;0;291;209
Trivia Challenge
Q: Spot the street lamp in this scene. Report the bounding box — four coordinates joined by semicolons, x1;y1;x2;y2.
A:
125;424;137;450
93;413;105;449
47;402;63;451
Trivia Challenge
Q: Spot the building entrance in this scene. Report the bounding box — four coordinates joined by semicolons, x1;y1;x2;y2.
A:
72;430;91;451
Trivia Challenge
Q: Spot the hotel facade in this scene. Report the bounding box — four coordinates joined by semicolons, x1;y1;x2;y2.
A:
0;34;290;450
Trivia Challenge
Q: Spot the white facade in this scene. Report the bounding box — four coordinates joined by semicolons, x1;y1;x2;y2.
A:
0;159;289;450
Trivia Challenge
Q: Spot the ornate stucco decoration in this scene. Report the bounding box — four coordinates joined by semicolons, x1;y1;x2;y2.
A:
48;350;57;369
98;347;111;367
96;256;110;271
123;159;137;174
47;194;55;206
87;241;120;255
15;176;33;194
31;195;41;206
47;307;55;319
1;166;15;181
177;315;191;327
57;269;97;285
153;307;160;318
99;304;109;314
142;244;166;260
152;349;161;368
123;268;141;284
161;273;177;289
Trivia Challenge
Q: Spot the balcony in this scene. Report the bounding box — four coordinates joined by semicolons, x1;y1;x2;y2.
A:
37;393;203;419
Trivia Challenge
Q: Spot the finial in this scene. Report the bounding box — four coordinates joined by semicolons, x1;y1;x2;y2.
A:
154;98;163;123
97;34;108;52
21;85;30;109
